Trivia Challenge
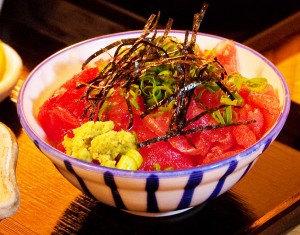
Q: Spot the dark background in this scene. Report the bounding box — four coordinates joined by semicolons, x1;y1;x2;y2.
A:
104;0;300;42
1;0;299;70
1;0;300;46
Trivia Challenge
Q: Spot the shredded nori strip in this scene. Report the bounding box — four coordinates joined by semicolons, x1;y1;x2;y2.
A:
138;120;256;148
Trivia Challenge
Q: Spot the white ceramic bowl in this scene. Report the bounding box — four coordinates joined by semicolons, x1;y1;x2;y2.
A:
17;31;290;217
0;43;22;103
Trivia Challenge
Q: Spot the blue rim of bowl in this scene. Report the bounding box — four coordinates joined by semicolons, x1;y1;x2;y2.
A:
17;30;291;178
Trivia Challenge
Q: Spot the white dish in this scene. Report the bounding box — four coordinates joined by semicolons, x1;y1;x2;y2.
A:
18;30;290;217
0;43;22;103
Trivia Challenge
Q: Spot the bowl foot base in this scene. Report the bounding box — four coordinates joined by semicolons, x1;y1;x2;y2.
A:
122;207;193;217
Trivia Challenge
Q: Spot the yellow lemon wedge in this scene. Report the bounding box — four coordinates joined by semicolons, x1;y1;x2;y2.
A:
0;122;20;220
0;40;6;81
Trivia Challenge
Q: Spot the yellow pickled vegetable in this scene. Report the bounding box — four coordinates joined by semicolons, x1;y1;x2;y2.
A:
0;40;6;81
116;149;143;170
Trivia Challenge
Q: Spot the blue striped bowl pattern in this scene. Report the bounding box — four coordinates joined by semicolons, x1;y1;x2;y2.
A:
17;31;290;217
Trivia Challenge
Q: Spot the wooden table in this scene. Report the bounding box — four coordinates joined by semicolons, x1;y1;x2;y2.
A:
0;18;300;235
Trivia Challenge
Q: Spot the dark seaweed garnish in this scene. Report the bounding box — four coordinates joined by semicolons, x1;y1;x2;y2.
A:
78;3;254;147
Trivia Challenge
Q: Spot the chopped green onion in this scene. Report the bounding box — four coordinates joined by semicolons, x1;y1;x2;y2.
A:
225;106;232;124
154;163;161;171
129;84;141;110
153;163;173;171
227;73;245;90
158;70;172;77
98;100;109;120
227;74;268;92
164;167;174;171
245;77;268;92
159;100;175;112
207;64;216;72
204;82;220;93
212;110;225;124
130;98;140;110
98;60;110;72
220;91;244;106
212;106;234;124
220;96;238;105
140;68;176;106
